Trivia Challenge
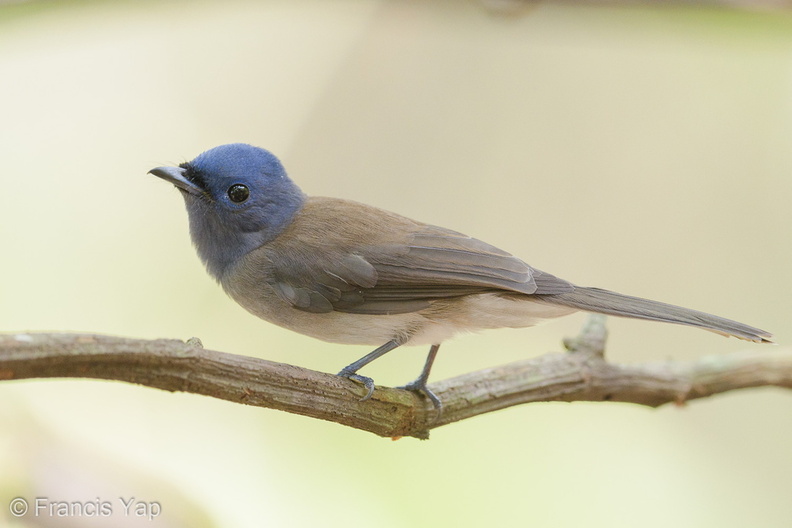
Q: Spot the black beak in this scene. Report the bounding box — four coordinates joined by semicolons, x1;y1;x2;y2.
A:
149;166;204;196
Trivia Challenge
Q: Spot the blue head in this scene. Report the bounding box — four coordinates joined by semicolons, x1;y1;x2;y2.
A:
150;144;305;279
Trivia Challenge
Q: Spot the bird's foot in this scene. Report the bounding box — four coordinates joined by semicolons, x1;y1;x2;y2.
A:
337;369;376;401
397;378;443;418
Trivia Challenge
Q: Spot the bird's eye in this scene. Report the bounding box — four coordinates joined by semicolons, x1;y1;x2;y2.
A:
227;184;250;203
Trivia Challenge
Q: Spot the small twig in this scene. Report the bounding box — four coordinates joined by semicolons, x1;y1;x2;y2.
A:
0;318;788;439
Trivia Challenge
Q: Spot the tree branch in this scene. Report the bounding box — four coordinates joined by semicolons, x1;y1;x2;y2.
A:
0;316;788;439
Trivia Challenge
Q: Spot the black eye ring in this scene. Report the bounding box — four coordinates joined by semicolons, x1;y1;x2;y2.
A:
228;184;250;203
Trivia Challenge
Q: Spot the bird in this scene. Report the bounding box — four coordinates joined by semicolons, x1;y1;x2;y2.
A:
149;143;772;411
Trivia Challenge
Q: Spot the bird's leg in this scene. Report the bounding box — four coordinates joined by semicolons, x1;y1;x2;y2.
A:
337;339;400;401
397;344;442;415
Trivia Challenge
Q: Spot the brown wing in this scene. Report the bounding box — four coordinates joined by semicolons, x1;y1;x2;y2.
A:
261;198;573;314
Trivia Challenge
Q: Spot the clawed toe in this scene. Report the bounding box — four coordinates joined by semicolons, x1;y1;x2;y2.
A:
337;370;376;401
397;380;443;417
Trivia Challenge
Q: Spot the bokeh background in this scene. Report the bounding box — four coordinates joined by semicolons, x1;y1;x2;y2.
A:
1;1;790;526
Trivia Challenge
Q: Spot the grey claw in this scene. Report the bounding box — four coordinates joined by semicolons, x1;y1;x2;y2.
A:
397;381;443;418
338;370;376;401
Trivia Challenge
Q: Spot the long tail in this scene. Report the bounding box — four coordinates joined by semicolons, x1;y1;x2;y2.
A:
536;286;772;343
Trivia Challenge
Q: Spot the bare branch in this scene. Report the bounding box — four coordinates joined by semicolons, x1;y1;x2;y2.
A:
0;317;788;439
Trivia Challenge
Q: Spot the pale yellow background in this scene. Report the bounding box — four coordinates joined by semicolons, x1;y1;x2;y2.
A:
0;1;790;527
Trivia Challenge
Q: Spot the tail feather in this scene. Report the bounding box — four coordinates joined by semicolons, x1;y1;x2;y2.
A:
537;286;773;343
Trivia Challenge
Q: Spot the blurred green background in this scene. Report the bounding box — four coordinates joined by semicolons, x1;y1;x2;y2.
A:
0;0;790;526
